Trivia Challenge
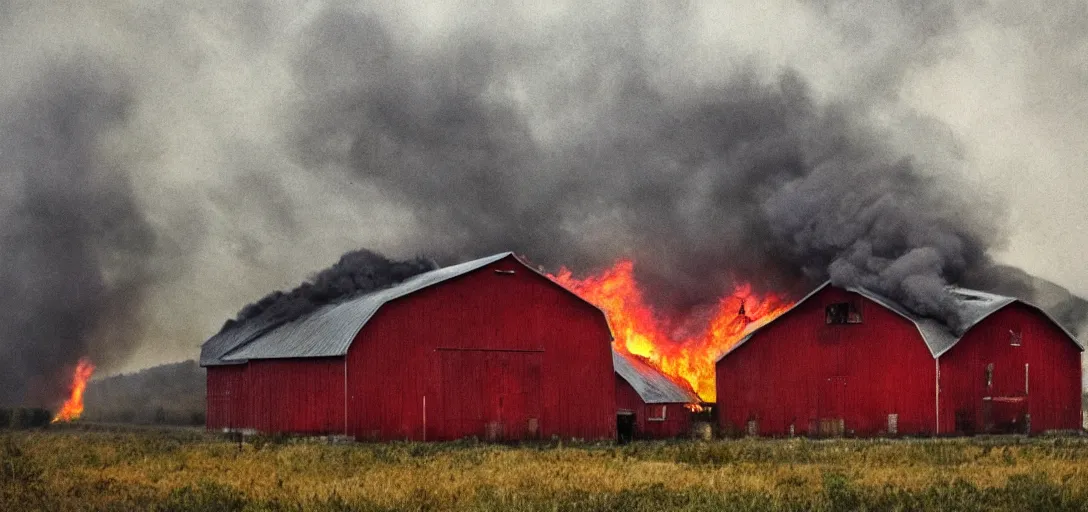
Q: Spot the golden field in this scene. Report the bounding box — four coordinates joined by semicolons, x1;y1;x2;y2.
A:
4;426;1088;511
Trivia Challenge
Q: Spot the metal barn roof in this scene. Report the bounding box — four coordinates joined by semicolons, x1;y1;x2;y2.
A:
209;252;512;364
199;315;286;366
716;281;1084;362
613;350;700;404
202;252;614;365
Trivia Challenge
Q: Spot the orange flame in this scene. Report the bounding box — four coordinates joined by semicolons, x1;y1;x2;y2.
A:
51;357;95;423
551;261;791;402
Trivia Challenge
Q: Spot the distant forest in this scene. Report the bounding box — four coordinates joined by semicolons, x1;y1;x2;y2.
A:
83;360;205;426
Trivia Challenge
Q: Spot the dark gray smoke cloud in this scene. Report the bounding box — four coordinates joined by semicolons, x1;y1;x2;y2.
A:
0;61;155;406
287;5;1009;332
227;249;437;331
2;1;1087;406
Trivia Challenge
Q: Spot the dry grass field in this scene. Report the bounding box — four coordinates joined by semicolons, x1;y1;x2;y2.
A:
4;426;1088;511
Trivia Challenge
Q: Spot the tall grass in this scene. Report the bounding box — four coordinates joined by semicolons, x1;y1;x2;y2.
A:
4;429;1088;510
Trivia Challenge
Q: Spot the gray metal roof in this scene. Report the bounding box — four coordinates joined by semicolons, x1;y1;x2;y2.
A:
215;252;513;363
613;350;701;404
202;252;614;365
199;316;283;366
715;281;1084;363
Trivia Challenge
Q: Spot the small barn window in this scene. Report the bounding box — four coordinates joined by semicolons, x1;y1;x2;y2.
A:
647;405;667;422
1009;329;1022;347
494;269;516;275
825;302;862;324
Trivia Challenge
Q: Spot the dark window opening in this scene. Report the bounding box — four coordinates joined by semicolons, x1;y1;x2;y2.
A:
825;302;862;324
1009;329;1022;347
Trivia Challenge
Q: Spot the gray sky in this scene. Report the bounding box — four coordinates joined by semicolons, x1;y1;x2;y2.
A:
1;1;1086;383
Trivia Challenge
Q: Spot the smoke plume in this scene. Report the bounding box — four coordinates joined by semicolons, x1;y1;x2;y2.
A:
227;249;437;331
2;1;1087;406
0;61;154;406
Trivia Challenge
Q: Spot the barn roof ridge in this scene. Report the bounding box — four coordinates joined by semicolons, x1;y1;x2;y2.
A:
201;251;614;365
714;281;1084;363
612;350;701;404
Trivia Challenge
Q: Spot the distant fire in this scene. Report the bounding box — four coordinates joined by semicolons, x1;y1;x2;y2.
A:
551;261;791;402
52;357;95;423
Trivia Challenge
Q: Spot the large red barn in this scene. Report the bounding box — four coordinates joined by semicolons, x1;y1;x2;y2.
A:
613;350;700;440
715;283;1083;437
201;252;618;441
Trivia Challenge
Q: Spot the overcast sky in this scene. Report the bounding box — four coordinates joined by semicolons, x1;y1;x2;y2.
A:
1;1;1086;380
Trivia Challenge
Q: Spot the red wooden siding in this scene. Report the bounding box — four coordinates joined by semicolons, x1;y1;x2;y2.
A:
206;359;345;434
206;364;246;430
938;303;1082;434
345;255;616;441
241;358;345;435
716;287;936;437
615;375;691;438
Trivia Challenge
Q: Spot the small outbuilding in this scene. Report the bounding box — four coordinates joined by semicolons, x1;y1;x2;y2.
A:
613;351;701;441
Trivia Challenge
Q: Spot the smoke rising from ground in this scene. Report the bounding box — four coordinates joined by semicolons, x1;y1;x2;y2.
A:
0;61;155;406
1;1;1087;405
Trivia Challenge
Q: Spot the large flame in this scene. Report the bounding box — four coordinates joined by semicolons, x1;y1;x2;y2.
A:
51;357;95;423
551;261;791;402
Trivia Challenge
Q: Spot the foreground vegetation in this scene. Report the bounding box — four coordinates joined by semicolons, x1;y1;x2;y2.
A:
4;427;1088;511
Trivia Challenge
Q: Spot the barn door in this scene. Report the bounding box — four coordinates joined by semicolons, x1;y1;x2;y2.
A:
982;362;1029;434
818;376;847;437
439;349;543;441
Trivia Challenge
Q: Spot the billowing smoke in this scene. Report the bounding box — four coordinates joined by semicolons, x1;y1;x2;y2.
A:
226;249;437;331
2;1;1087;407
0;61;155;406
288;6;1005;332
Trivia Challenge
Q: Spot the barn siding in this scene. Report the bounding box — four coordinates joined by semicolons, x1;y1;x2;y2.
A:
345;256;616;441
206;364;246;431
615;375;691;438
241;357;345;435
716;287;936;437
938;304;1082;434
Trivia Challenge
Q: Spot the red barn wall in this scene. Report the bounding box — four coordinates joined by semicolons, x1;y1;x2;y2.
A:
345;256;616;441
206;364;246;430
716;287;937;437
241;358;345;435
938;304;1082;434
615;375;691;439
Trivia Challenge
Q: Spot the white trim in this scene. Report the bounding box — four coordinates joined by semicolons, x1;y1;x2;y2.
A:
935;358;940;435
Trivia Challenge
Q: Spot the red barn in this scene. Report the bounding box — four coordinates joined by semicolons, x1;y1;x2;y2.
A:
200;252;617;441
613;351;700;440
936;289;1083;435
715;283;1083;437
